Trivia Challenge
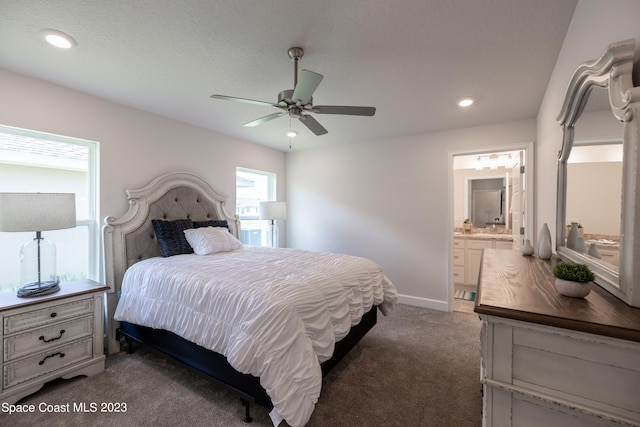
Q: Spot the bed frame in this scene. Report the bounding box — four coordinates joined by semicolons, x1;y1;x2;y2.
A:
103;171;377;422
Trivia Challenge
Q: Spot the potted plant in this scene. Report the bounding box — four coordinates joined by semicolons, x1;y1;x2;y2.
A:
552;262;595;298
463;219;473;234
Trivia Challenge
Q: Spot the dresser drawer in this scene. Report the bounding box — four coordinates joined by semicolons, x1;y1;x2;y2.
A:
4;315;93;362
4;338;93;389
4;298;93;334
511;326;640;419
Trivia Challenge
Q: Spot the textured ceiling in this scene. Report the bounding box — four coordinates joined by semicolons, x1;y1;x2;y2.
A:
0;1;577;151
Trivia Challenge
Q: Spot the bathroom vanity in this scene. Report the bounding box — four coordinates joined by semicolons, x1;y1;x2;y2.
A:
453;234;513;286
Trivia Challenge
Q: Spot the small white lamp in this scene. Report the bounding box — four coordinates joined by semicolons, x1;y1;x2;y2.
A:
259;201;286;248
0;193;76;297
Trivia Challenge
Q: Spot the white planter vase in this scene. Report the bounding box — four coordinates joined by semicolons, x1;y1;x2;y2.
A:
521;239;534;256
555;278;591;298
567;222;580;249
537;223;552;260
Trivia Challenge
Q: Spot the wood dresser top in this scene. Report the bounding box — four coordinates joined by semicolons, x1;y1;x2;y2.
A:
0;279;109;312
475;249;640;342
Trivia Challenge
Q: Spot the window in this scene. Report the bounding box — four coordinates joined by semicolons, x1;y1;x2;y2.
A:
0;125;99;293
236;167;275;246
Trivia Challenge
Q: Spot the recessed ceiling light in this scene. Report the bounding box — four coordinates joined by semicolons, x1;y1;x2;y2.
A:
41;29;77;49
457;97;475;108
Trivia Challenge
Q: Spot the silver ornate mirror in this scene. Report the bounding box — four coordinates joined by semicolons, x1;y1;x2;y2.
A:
556;39;640;307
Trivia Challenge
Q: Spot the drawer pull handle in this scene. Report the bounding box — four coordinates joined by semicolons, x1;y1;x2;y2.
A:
39;329;65;343
39;352;65;365
50;312;57;318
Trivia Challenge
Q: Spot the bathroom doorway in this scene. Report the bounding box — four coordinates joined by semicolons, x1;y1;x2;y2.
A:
450;144;533;312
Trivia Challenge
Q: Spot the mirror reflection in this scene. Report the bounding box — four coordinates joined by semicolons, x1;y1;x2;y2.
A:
566;142;622;268
559;83;624;289
470;178;505;228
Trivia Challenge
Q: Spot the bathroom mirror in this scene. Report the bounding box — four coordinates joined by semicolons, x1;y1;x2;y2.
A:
470;178;505;228
556;39;640;307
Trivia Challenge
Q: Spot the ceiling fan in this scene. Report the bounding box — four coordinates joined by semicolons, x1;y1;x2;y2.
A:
211;47;376;136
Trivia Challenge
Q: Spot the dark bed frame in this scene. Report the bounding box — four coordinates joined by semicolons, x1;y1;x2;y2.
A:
117;308;376;422
103;172;379;422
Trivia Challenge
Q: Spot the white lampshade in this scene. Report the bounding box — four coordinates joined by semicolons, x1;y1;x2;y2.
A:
259;201;287;221
0;193;76;232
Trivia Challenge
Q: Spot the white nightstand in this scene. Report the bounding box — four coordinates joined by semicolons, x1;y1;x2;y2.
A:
0;279;108;404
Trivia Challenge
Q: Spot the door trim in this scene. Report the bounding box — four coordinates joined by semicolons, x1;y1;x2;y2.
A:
447;141;534;312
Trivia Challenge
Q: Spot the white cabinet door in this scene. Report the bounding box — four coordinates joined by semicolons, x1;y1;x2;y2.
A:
466;240;492;285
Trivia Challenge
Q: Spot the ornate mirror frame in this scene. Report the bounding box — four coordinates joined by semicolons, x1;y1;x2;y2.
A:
557;39;640;307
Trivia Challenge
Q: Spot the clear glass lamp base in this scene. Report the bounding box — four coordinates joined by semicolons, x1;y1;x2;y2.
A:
17;280;60;298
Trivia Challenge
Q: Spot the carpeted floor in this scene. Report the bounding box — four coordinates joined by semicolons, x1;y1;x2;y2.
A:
2;304;482;427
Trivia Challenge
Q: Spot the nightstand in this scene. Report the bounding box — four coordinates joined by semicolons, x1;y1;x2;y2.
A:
0;279;108;404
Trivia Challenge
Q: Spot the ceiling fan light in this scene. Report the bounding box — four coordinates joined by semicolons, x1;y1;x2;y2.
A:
286;130;298;138
457;97;475;108
42;29;77;49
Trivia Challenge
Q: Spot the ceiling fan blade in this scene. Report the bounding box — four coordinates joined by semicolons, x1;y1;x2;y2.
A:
211;94;277;108
244;112;286;127
313;105;376;116
298;114;328;135
292;70;323;105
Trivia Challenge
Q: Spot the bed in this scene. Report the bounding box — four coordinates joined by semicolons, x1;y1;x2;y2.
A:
103;171;398;427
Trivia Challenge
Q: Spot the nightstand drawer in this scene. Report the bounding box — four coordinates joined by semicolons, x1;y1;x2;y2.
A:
4;298;93;334
4;315;93;362
4;338;93;389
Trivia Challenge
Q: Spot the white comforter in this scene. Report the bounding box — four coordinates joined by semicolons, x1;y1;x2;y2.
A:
113;246;397;426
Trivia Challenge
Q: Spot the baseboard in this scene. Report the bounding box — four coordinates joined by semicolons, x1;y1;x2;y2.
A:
397;294;449;311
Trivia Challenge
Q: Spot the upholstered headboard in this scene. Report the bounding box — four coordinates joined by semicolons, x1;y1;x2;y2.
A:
102;171;240;354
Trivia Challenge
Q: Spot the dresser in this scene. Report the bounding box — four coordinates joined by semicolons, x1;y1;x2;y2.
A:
475;249;640;427
0;279;108;404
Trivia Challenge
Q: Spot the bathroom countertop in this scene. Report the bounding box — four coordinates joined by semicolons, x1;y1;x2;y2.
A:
454;232;513;241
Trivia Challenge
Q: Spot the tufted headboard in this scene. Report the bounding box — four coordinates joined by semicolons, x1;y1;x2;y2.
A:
102;172;240;354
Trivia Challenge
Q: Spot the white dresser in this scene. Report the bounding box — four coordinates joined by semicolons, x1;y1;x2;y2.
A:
0;280;108;404
476;249;640;427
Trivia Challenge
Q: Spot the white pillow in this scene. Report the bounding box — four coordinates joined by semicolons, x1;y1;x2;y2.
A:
183;226;243;255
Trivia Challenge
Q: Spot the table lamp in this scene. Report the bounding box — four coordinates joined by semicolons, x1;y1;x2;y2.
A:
259;201;286;248
0;193;76;297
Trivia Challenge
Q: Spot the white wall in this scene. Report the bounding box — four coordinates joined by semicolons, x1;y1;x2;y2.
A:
0;68;286;280
286;119;535;310
536;0;640;249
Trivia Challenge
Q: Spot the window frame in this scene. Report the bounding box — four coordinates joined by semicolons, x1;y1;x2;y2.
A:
236;167;277;246
0;124;100;288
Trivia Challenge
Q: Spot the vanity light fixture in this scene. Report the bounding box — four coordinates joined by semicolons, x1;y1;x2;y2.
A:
475;153;515;170
475;156;483;171
42;29;77;49
506;154;516;169
489;154;498;170
457;97;475;108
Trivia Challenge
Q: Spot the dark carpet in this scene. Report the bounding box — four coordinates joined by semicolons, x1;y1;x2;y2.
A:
2;304;482;426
